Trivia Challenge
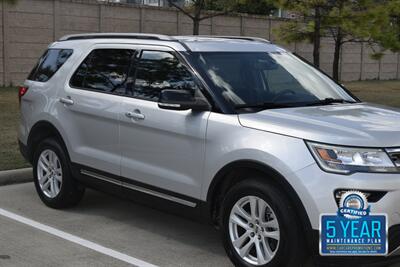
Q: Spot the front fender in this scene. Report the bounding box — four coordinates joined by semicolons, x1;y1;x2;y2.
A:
201;113;315;201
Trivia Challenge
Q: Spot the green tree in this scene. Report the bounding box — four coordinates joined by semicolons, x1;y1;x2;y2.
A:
324;0;377;81
167;0;277;35
167;0;234;35
276;0;328;68
276;0;387;81
369;0;400;54
207;0;277;16
1;0;17;4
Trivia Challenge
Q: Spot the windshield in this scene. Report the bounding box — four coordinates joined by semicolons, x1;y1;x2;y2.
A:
188;52;357;110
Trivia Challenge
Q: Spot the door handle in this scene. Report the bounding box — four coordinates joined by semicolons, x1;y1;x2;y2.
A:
125;110;145;120
59;97;74;106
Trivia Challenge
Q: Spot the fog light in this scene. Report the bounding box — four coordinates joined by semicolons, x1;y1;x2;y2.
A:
334;189;386;206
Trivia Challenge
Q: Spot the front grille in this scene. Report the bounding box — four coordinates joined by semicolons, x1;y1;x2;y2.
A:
387;148;400;167
390;153;400;167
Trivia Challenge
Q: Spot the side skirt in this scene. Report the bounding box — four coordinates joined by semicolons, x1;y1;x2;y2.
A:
70;163;211;223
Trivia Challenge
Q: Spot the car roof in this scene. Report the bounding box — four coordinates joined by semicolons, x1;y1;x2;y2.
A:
52;33;286;53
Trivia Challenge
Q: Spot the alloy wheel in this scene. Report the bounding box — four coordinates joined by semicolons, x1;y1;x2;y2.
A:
37;149;62;198
229;195;280;266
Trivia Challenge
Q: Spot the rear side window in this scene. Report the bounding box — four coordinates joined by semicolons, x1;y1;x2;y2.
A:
70;49;135;93
28;49;73;82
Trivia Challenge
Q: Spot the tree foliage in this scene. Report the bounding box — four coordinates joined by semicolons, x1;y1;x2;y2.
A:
369;0;400;53
207;0;277;16
168;0;277;35
276;0;334;68
275;0;396;81
167;0;234;35
0;0;18;4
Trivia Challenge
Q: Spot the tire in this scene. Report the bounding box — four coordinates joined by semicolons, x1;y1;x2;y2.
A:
33;138;85;209
221;178;305;267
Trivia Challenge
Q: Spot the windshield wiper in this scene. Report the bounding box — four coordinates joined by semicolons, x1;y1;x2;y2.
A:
305;98;356;107
234;98;357;110
234;102;296;110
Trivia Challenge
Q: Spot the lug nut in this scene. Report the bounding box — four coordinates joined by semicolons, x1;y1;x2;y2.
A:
258;235;261;240
249;223;254;228
250;232;255;237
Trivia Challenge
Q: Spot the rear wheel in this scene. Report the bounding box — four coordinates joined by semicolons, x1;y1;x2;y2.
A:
221;178;305;267
33;138;84;209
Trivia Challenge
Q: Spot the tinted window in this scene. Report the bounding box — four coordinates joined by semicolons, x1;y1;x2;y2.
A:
70;61;87;89
70;49;135;93
263;66;305;95
28;49;73;82
133;51;199;101
189;52;355;107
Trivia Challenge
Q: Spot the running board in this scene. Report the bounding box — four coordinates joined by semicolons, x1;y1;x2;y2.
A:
80;169;197;208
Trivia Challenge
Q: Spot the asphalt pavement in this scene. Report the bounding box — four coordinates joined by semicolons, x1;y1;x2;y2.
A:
0;182;399;267
0;182;231;267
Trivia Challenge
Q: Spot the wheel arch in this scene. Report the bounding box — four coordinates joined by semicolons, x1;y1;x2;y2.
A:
27;120;70;163
206;160;314;243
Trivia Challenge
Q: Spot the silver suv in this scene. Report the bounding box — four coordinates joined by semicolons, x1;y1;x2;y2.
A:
19;33;400;267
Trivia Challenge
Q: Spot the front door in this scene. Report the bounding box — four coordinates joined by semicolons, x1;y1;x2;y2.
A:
120;49;210;199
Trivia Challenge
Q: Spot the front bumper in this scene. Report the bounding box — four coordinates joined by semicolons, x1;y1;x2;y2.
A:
304;226;400;266
290;163;400;257
389;225;400;256
313;254;400;267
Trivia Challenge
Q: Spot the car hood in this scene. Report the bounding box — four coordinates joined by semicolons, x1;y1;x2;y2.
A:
238;103;400;147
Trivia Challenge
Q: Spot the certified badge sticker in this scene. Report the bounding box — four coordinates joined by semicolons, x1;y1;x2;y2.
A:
320;191;388;256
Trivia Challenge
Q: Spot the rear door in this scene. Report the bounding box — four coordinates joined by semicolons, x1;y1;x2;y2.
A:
60;44;136;175
120;48;210;199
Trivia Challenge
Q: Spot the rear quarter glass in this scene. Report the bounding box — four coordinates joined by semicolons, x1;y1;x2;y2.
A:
28;49;73;82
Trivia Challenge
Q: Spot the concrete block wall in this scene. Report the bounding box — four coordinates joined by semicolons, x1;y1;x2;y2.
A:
0;0;399;86
3;0;55;85
319;38;335;77
362;44;380;80
341;42;363;81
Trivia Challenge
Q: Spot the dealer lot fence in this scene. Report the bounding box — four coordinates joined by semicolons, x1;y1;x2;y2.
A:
1;0;399;86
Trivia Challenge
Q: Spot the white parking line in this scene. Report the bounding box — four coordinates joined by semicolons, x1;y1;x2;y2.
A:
0;208;159;267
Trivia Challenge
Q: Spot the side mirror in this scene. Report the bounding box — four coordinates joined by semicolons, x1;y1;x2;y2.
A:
158;89;211;111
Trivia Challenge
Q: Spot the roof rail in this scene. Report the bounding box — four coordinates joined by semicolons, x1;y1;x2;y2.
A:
176;35;271;43
59;33;271;44
59;33;174;42
226;36;271;43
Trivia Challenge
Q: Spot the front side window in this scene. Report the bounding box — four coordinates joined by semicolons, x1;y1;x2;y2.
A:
70;49;135;93
187;52;357;110
28;49;73;82
133;51;199;101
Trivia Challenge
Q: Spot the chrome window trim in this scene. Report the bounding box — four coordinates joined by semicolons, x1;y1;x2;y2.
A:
386;148;400;153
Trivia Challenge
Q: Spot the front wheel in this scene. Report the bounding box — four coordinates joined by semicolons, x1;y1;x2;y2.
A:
33;138;85;209
221;179;305;267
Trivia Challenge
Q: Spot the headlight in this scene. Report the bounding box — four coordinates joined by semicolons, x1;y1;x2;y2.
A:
306;142;397;174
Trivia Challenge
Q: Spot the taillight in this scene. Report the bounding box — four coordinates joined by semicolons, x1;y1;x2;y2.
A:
18;86;29;104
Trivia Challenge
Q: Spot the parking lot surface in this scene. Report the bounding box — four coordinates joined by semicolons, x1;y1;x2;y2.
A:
0;182;231;267
0;182;399;267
